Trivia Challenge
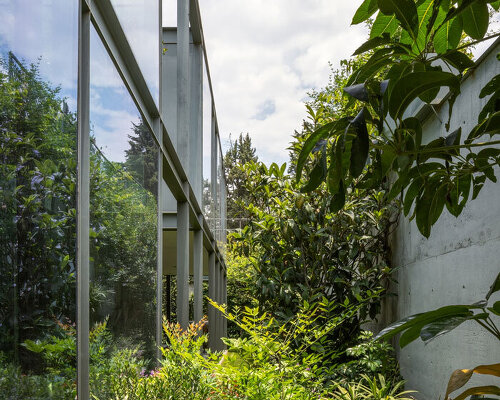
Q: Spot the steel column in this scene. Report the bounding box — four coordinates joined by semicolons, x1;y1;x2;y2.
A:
193;217;203;323
208;251;217;350
177;0;189;164
77;1;90;398
156;120;163;362
177;199;190;329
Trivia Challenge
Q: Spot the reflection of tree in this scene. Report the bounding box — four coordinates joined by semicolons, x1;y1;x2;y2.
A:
124;119;158;198
0;54;77;371
0;53;159;372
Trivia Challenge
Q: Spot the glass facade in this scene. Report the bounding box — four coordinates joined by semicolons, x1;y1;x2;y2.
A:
0;1;227;398
110;0;160;104
202;57;214;229
0;1;78;398
89;28;159;396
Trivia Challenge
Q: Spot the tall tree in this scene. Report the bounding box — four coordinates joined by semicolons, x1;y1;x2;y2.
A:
124;119;158;198
224;133;258;230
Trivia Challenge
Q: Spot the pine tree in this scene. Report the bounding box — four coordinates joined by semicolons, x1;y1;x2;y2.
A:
223;133;258;230
124;119;158;198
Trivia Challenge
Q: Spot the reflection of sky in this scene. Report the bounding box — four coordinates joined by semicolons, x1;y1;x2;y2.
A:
110;0;159;105
0;0;78;109
202;62;212;182
90;28;140;164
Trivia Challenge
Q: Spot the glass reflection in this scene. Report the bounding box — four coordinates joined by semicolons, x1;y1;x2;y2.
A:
110;0;160;105
0;1;78;398
89;27;159;397
202;58;214;229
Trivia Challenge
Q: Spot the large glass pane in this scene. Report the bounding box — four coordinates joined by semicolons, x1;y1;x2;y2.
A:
0;1;78;398
217;144;224;244
202;58;214;230
89;27;159;397
110;0;160;105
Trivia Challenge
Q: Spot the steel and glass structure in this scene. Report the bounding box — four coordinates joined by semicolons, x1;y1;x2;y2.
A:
0;0;227;398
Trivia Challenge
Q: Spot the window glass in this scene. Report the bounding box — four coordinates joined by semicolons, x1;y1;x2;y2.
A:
110;0;160;105
89;27;159;397
202;58;215;230
0;1;78;398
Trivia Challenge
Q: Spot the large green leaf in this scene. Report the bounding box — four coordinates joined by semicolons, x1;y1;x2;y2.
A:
388;71;460;120
479;74;500;98
434;16;463;52
349;109;370;178
300;148;327;192
403;176;424;216
353;33;392;56
352;0;379;24
374;305;474;341
370;12;398;38
415;178;441;237
329;180;346;213
420;315;476;343
378;0;419;39
486;272;500;300
296;118;350;182
468;111;500;141
461;1;489;39
441;50;475;72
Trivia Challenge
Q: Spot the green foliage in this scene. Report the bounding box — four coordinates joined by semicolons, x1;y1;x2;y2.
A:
224;132;259;230
298;0;500;238
0;55;77;368
230;159;398;355
225;250;258;336
332;374;415;400
332;331;401;386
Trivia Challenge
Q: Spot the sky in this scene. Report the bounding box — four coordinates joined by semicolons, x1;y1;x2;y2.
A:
193;0;369;166
1;0;497;169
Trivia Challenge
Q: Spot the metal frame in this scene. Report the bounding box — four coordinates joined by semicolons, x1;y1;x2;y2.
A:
77;1;90;398
74;0;227;397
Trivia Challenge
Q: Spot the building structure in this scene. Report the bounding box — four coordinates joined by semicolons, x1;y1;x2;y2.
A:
0;0;227;398
383;38;500;399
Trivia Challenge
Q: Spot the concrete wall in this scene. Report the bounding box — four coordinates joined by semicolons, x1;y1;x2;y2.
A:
388;40;500;399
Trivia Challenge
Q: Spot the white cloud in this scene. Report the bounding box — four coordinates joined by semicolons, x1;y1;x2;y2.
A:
196;0;369;165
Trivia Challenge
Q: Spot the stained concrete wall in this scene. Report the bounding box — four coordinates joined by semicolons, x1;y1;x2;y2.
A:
387;40;500;399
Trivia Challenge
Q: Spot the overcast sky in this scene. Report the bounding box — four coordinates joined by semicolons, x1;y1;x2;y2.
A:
188;1;369;165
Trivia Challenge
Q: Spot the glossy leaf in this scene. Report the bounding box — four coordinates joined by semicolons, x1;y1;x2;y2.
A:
300;148;327;192
349;109;370;178
452;385;500;400
353;33;392;56
420;315;472;343
403;176;424;216
344;83;369;102
370;12;398;38
352;0;379;24
378;0;419;39
486;272;500;300
388;71;460;119
441;50;475;72
434;16;463;52
374;305;473;341
461;1;489;39
479;74;500;98
296;118;350;182
329;180;345;213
